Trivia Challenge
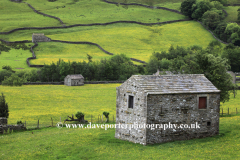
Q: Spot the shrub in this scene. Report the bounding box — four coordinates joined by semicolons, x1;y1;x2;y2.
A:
75;112;84;119
180;0;196;17
0;70;12;83
103;112;110;123
17;120;23;125
2;74;24;86
0;93;9;118
202;10;221;30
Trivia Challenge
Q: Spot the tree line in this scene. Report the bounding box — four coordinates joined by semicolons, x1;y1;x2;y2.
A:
1;40;239;102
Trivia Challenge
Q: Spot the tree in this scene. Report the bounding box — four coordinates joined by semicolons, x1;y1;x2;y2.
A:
214;21;228;41
180;0;196;17
222;47;240;72
191;1;212;20
210;0;227;5
202;10;221;30
0;93;9;118
210;1;223;10
103;112;109;123
2;74;24;86
224;23;240;43
59;61;70;80
2;65;15;73
238;8;240;22
87;54;93;63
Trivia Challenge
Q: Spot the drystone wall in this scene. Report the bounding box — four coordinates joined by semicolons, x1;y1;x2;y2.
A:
146;93;220;144
0;19;191;35
0;117;26;134
102;0;183;15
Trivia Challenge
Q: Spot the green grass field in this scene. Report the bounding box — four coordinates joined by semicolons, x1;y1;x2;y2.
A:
0;116;239;159
0;0;60;32
23;0;185;25
0;47;34;71
0;84;120;127
0;84;240;159
224;6;239;22
0;84;239;127
1;21;217;65
0;0;186;33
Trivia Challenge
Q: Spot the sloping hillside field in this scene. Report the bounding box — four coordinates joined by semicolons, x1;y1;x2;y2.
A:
0;0;217;67
0;85;239;159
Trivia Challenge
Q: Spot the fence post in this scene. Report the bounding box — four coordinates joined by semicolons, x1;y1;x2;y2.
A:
98;114;101;123
51;117;53;127
37;119;39;128
228;108;229;115
234;88;235;98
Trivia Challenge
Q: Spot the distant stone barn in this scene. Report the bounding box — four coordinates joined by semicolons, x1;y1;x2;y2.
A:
115;74;220;145
32;33;51;42
64;75;84;86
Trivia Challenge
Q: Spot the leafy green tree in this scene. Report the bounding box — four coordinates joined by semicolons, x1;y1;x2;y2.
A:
2;65;15;73
191;0;212;20
205;40;223;56
224;23;240;43
87;54;93;63
202;10;221;30
180;0;196;17
0;93;9;118
214;21;228;41
210;0;227;5
59;61;71;81
210;1;223;10
169;51;235;103
2;74;24;86
222;47;240;72
238;8;240;22
0;70;12;83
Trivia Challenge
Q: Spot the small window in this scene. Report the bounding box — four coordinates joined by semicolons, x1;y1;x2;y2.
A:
207;122;211;126
128;95;134;109
199;97;207;109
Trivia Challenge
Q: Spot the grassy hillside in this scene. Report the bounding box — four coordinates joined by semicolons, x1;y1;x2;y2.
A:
0;110;239;159
0;0;186;33
224;6;239;22
1;21;217;65
0;47;34;71
0;84;120;128
0;0;60;32
23;0;186;25
0;84;239;127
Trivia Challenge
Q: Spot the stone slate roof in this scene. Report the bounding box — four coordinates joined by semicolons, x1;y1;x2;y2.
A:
65;74;84;80
126;74;220;94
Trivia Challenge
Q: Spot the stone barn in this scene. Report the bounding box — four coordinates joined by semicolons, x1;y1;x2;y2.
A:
115;74;220;145
64;74;84;86
32;33;51;42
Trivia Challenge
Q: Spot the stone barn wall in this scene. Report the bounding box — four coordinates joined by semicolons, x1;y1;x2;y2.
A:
115;78;148;145
71;79;84;86
146;93;220;144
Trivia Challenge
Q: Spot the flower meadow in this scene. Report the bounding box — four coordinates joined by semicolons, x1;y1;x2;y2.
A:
0;84;119;128
0;85;240;159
